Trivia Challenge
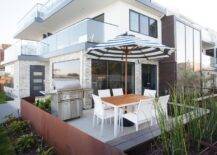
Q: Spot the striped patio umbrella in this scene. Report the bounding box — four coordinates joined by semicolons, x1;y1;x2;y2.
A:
88;33;175;94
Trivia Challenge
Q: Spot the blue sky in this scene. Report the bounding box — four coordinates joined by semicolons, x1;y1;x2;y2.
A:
0;0;217;44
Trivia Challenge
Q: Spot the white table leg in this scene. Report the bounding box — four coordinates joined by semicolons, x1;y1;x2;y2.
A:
114;107;118;137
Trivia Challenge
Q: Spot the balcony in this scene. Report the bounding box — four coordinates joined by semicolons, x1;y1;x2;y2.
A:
3;40;48;64
5;19;120;63
14;0;116;41
15;0;73;40
41;19;121;54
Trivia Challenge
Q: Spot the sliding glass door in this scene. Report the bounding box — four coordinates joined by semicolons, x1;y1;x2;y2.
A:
92;59;135;95
142;64;157;93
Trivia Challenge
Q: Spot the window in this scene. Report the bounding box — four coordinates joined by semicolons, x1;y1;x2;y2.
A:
149;18;158;38
129;10;158;38
130;11;139;32
186;26;194;69
92;60;135;94
53;60;80;79
140;15;149;35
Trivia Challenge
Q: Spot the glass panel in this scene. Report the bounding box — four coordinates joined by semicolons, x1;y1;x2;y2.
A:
140;15;149;35
130;11;139;32
127;62;135;93
33;72;43;76
42;19;120;53
33;86;43;91
92;60;108;95
194;29;201;72
176;21;186;81
33;79;43;83
186;26;194;70
108;61;124;90
149;18;158;38
92;60;135;94
53;60;80;79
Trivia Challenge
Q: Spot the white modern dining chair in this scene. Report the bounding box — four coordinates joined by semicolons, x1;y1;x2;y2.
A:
98;89;113;110
92;94;114;136
112;88;124;96
98;89;111;98
143;89;157;98
156;95;170;118
122;98;154;131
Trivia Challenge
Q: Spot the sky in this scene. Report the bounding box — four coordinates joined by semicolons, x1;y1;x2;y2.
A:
0;0;217;44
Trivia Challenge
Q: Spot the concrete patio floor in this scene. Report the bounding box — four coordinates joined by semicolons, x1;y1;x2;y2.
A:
67;109;152;142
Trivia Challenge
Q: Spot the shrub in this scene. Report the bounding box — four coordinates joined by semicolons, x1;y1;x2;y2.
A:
0;92;7;104
15;133;36;153
8;120;30;136
35;98;51;113
37;146;54;155
3;114;18;127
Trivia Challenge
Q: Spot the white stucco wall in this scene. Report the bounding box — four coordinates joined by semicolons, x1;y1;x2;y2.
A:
56;0;162;43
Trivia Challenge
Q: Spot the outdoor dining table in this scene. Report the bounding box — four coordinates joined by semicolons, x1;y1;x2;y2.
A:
102;94;150;137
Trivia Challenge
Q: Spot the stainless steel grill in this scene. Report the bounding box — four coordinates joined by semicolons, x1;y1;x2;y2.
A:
51;80;92;121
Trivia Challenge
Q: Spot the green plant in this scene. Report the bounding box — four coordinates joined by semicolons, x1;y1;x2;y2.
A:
8;120;30;136
3;114;18;127
0;92;7;104
37;146;54;155
15;133;36;153
35;98;51;113
0;126;16;155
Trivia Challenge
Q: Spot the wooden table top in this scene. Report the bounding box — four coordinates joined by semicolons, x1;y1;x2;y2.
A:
101;94;149;107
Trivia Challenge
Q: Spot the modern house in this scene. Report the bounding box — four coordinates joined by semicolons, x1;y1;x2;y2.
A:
2;0;217;102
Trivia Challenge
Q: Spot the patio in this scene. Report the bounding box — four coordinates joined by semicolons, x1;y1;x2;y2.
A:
67;108;152;142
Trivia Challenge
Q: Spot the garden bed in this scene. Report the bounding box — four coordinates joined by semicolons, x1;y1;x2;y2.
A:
0;125;15;155
0;115;54;155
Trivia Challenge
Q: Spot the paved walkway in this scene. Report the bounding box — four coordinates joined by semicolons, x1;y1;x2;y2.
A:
0;99;20;123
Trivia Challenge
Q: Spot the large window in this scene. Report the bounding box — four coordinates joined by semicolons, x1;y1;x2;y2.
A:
176;21;201;72
92;60;135;94
52;60;80;79
129;10;158;38
176;21;201;88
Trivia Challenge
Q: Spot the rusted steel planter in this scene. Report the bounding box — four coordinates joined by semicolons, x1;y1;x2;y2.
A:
21;97;125;155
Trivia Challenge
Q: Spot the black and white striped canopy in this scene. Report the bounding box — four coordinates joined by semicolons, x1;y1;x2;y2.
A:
87;34;175;60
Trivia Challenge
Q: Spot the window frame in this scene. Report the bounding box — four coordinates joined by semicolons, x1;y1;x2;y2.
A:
52;59;80;79
129;9;158;38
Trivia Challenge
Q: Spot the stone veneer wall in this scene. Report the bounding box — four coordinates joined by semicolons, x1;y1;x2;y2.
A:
48;51;93;109
18;60;49;98
4;60;49;99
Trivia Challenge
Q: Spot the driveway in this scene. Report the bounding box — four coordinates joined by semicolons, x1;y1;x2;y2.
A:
0;99;20;123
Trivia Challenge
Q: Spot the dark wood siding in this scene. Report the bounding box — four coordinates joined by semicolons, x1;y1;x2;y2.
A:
159;15;177;95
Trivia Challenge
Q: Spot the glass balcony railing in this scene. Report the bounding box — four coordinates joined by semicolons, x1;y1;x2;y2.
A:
201;53;216;70
41;19;121;53
4;40;48;64
41;0;72;19
16;0;72;33
16;4;44;33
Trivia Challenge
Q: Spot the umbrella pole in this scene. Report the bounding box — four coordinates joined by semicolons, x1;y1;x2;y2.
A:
125;49;128;95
